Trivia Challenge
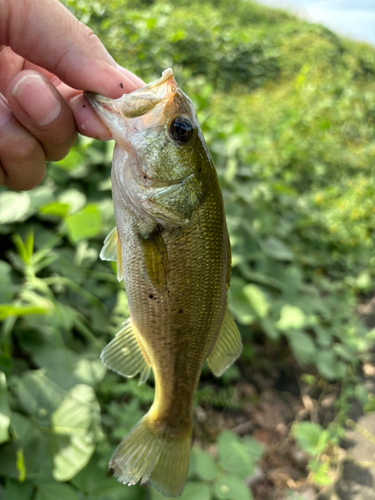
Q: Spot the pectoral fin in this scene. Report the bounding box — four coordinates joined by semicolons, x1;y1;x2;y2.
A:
101;318;151;384
207;306;242;377
140;232;169;291
100;227;123;282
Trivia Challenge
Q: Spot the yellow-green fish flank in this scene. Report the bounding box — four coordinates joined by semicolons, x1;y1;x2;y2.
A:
85;69;242;497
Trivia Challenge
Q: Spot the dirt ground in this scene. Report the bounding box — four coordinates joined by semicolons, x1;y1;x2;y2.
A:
194;339;375;500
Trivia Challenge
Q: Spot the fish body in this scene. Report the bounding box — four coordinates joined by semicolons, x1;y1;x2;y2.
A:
85;69;242;497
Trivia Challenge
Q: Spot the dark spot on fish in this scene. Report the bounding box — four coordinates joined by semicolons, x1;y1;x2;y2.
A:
83;104;86;108
198;167;202;172
179;309;183;313
149;294;154;299
119;82;124;88
144;176;147;179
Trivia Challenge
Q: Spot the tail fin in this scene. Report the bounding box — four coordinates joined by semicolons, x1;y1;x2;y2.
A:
110;413;192;497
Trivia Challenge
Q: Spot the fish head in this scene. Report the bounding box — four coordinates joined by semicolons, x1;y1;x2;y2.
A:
85;69;207;228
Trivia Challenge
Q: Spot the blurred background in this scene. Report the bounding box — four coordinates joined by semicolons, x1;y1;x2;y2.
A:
1;0;375;499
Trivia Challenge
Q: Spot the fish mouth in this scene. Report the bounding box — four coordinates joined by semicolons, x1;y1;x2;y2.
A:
84;69;177;124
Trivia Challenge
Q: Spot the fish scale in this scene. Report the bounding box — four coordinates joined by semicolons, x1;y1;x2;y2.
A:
85;69;242;497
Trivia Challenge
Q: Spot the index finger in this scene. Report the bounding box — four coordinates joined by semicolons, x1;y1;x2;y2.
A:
0;0;144;97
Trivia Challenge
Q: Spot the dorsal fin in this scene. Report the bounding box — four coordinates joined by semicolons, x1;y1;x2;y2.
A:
207;306;242;376
100;227;123;282
101;318;151;384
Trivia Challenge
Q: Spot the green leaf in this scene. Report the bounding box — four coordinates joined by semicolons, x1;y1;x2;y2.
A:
16;448;26;483
35;482;79;500
193;448;219;481
4;479;33;500
0;372;11;444
287;331;317;365
73;359;106;386
242;285;269;318
260;237;293;261
0;261;14;303
51;385;101;481
51;384;99;436
294;422;330;457
54;148;85;171
50;434;96;482
0;304;50;320
65;204;102;243
58;189;87;214
276;305;306;331
241;436;264;463
218;431;255;478
0;192;30;224
309;460;334;486
229;278;256;325
316;350;346;380
25;186;54;217
17;370;65;424
39;202;70;218
213;474;252;500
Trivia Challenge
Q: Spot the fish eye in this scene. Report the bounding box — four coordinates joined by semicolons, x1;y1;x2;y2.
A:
169;117;194;144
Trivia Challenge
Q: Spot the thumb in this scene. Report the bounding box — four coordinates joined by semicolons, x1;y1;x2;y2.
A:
0;0;143;97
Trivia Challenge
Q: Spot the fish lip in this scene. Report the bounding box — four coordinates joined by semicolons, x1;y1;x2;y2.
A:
130;68;175;95
84;92;121;113
84;68;175;112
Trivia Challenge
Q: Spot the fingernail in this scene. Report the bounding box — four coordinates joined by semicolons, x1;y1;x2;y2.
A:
0;94;11;127
12;74;61;126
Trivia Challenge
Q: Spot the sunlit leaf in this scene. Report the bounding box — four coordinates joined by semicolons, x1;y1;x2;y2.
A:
65;204;102;243
0;373;11;444
0;192;30;224
51;385;101;481
243;284;269;318
294;422;330;457
276;305;306;331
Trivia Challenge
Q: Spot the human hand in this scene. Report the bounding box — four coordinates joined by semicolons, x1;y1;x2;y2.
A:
0;0;144;190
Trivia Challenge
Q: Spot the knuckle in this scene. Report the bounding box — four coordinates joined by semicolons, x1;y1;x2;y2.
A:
78;21;96;40
13;137;40;163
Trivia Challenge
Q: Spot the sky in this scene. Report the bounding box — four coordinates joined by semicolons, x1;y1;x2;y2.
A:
256;0;375;46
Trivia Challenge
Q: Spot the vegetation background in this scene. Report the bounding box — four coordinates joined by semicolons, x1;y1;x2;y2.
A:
1;0;375;498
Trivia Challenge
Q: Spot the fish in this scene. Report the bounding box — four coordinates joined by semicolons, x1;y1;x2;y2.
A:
85;69;242;497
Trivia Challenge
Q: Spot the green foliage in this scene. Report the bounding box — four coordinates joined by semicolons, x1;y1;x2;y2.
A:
1;0;375;498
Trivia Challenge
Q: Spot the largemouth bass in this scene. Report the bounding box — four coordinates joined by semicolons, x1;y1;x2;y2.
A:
85;69;242;497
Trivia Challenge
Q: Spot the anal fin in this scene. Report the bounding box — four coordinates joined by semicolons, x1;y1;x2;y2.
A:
207;306;242;377
101;318;151;384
